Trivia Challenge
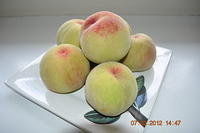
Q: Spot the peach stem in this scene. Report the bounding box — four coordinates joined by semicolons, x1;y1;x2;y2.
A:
128;105;148;127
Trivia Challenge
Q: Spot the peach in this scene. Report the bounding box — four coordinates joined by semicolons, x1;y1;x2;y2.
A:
80;11;131;63
85;62;138;116
122;33;156;72
56;19;84;47
40;44;90;93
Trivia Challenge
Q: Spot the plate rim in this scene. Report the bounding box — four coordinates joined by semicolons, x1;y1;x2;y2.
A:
4;80;91;133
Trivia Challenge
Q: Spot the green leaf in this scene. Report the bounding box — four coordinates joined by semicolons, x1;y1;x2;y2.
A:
136;75;144;91
135;86;147;108
84;110;120;124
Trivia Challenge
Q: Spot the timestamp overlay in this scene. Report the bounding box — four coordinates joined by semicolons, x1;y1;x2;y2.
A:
130;120;182;126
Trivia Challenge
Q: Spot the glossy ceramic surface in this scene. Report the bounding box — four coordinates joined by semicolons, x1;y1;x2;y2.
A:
5;46;172;133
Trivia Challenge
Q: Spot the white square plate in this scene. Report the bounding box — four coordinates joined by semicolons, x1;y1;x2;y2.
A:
5;46;172;133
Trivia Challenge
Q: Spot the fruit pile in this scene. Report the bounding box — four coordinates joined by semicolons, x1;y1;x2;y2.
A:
40;11;156;117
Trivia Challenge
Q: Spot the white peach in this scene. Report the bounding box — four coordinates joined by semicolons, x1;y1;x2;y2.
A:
80;11;131;63
56;19;84;47
122;33;156;71
85;62;138;116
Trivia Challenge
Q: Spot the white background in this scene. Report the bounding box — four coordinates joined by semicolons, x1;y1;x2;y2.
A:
0;0;200;16
0;0;200;133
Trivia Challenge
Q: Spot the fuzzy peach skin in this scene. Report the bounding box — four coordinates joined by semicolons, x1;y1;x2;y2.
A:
80;11;131;63
40;44;90;93
122;33;156;72
85;62;138;116
56;19;84;47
